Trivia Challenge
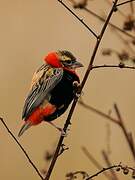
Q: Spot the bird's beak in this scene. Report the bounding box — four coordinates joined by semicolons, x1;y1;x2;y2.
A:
72;61;83;68
18;121;32;137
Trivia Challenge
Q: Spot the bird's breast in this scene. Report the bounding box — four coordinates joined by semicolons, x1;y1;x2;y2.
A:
50;70;79;107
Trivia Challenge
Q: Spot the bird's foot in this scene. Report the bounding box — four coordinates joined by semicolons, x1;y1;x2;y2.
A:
73;81;83;98
47;121;67;136
73;81;80;87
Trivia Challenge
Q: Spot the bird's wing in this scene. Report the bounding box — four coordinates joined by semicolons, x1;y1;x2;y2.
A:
22;64;63;120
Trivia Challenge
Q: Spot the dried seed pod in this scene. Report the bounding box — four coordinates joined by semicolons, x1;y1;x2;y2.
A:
117;51;129;61
123;15;135;31
123;168;129;175
102;49;112;56
116;167;121;171
44;151;53;161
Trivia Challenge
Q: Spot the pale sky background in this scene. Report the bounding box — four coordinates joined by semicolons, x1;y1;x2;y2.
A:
0;0;135;180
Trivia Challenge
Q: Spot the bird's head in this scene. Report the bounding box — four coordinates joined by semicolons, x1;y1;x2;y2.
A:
44;50;83;70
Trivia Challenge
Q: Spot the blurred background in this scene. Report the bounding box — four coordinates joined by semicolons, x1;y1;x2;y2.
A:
0;0;135;179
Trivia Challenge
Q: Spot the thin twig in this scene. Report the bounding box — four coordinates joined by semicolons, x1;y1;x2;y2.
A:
58;0;98;38
117;0;135;7
82;146;111;179
0;117;44;180
85;163;135;180
44;1;118;179
83;7;135;39
68;0;135;39
86;165;119;180
79;99;119;125
92;64;135;70
79;100;135;160
114;104;135;160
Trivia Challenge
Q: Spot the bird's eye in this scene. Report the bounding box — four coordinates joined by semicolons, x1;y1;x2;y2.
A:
66;60;72;64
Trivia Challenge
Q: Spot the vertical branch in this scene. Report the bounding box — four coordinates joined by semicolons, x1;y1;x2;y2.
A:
114;104;135;160
44;1;119;179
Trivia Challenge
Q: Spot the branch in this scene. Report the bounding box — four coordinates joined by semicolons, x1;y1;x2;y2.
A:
86;165;118;180
82;146;111;179
83;7;135;39
92;64;135;70
79;99;119;125
114;104;135;160
68;0;135;39
86;163;135;180
58;0;98;38
117;0;135;7
0;117;44;180
44;1;118;179
79;100;135;161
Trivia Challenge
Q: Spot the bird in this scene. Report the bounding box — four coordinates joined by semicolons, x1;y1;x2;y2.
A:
18;50;83;137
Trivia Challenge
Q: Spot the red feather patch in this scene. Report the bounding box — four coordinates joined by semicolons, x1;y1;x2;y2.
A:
44;52;62;68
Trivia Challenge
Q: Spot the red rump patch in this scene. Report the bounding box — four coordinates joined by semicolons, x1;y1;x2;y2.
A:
42;104;56;116
28;108;43;125
44;52;62;68
27;104;56;125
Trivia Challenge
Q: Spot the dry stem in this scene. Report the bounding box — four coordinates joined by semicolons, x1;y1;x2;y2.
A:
44;0;119;179
0;117;44;180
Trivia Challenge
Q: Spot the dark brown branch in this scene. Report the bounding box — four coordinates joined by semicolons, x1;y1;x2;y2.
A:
92;64;135;70
82;146;111;179
58;0;98;38
79;0;119;91
86;165;119;180
105;0;127;18
0;117;44;180
86;163;135;180
44;1;118;179
117;0;135;7
114;104;135;160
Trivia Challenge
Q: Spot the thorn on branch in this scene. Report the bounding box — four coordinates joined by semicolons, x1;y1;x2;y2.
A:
58;144;69;156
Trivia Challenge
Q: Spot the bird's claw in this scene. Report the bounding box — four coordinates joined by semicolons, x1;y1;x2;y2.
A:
73;81;82;98
73;81;80;87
